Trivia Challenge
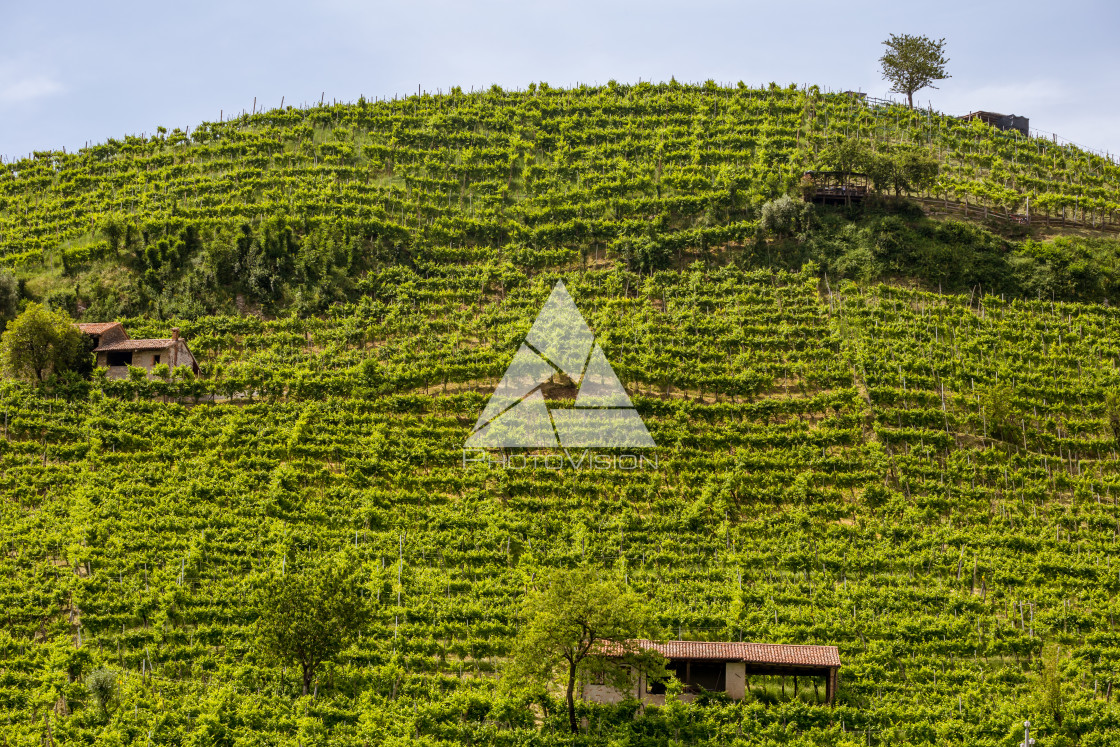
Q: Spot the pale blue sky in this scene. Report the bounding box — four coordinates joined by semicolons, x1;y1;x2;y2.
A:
2;0;1118;161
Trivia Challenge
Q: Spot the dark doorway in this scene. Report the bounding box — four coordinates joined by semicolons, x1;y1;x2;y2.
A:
647;660;726;694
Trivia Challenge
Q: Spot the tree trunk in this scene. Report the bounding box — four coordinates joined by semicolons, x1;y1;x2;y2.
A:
566;660;578;734
907;91;914;109
302;662;312;696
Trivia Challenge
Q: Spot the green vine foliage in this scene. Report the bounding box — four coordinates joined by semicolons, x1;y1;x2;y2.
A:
0;266;1116;743
1;82;1120;745
1;81;1118;318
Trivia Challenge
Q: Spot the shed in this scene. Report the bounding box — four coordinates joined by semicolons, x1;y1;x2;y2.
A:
802;170;870;205
958;111;1029;136
585;640;841;706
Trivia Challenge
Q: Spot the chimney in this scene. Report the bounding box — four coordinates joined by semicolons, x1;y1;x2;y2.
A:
171;328;180;341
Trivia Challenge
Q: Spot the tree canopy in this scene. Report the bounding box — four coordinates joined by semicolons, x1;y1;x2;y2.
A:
0;303;86;382
254;549;369;696
0;271;20;328
867;145;941;197
84;668;118;717
879;33;951;109
503;566;664;734
819;141;939;198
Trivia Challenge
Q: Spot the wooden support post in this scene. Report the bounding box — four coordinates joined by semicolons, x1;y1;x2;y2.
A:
826;667;838;706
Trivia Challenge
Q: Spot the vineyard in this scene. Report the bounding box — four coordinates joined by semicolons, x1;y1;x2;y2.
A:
0;265;1118;744
1;81;1120;319
2;81;1120;745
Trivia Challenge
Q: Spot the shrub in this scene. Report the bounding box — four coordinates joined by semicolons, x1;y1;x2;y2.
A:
760;195;813;239
85;668;117;715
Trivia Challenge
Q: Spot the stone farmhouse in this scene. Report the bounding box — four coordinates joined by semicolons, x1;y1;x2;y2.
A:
77;323;199;379
584;640;841;706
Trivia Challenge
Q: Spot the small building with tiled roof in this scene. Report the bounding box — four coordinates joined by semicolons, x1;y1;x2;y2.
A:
957;110;1029;136
77;322;128;348
585;640;841;706
77;323;199;379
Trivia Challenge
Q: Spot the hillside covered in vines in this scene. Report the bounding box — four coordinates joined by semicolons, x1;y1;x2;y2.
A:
2;265;1120;744
3;82;1120;746
2;80;1120;320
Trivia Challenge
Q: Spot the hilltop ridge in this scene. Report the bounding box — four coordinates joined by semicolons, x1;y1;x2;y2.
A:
1;80;1118;319
5;83;1120;745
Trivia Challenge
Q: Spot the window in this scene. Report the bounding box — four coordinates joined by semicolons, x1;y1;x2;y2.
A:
152;354;160;365
107;351;133;367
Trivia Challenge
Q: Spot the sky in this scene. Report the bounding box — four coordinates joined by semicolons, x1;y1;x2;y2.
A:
3;0;1119;161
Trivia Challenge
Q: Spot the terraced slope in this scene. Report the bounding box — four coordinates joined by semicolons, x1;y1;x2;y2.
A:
1;82;1118;318
1;265;1120;744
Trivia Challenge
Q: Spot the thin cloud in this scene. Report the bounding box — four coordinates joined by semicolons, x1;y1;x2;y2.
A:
935;77;1119;153
943;78;1067;114
2;1;1119;157
0;73;64;104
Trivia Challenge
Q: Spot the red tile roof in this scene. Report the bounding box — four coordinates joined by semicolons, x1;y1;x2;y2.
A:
94;338;174;353
77;322;124;335
603;640;840;668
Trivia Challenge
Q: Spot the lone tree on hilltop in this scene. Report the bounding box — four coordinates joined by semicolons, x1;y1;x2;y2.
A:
879;33;951;109
254;549;369;697
0;303;86;382
503;566;665;734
